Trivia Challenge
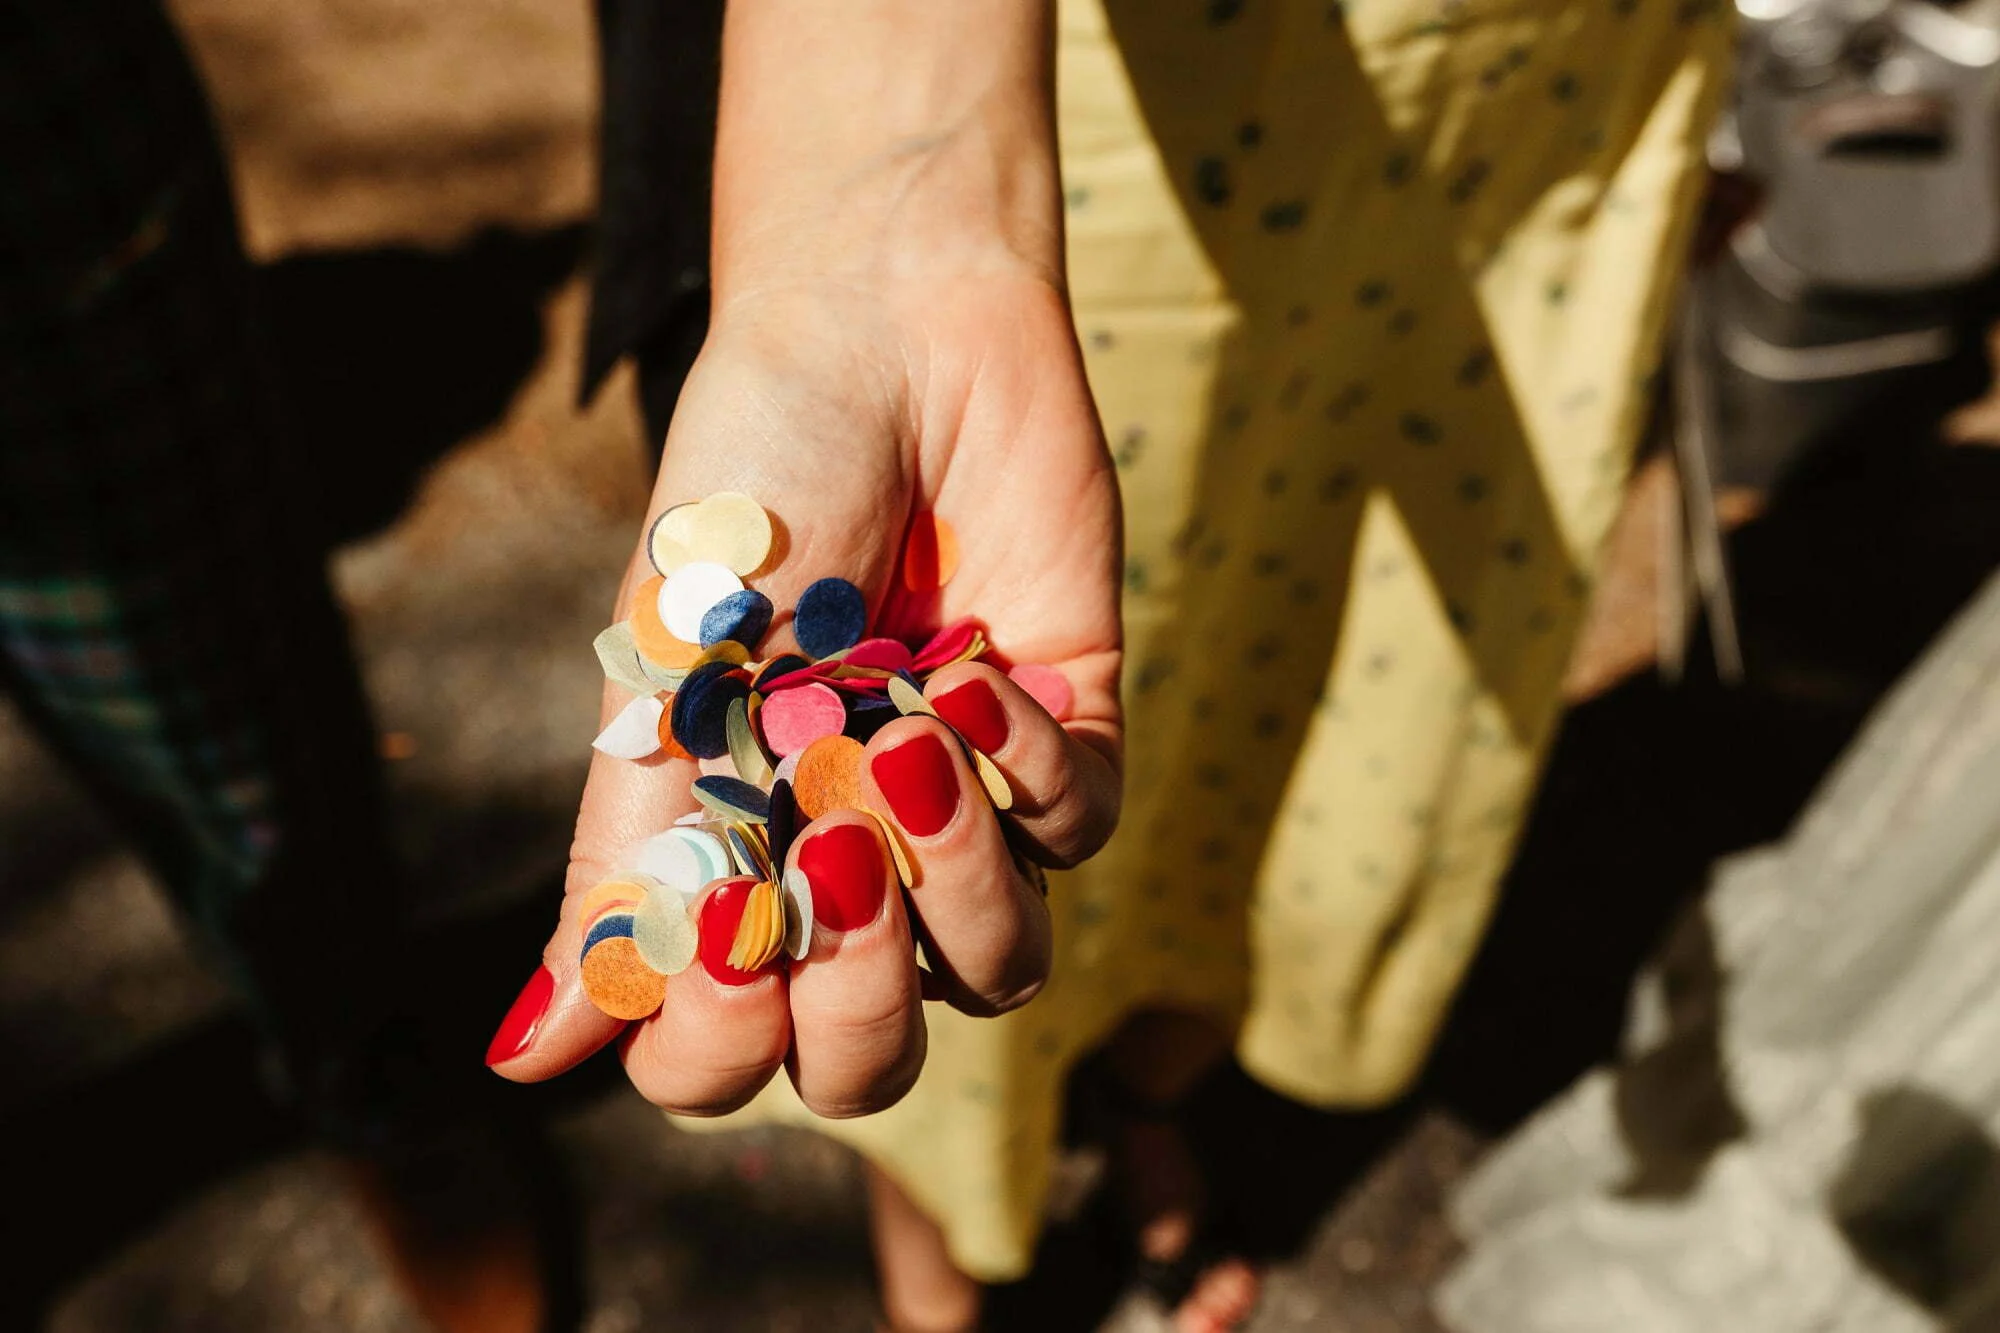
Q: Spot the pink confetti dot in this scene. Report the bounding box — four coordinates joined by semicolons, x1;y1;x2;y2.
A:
758;682;848;757
1008;664;1074;721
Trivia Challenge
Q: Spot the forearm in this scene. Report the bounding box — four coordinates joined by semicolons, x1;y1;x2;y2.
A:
712;0;1065;308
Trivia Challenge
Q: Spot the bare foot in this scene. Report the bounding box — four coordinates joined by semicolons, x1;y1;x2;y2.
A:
1113;1118;1261;1332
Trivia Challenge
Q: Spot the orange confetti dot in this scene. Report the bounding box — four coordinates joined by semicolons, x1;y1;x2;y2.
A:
654;706;694;760
580;936;667;1020
792;734;866;820
901;512;961;593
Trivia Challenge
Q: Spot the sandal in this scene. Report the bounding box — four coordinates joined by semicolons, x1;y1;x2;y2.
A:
1086;1072;1262;1329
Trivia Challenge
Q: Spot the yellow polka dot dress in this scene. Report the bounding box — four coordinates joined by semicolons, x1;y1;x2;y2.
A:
686;0;1731;1280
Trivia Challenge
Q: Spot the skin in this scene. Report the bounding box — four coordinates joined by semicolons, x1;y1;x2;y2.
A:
495;3;1256;1328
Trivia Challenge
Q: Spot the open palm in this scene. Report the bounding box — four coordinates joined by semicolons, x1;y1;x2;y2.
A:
492;269;1123;1118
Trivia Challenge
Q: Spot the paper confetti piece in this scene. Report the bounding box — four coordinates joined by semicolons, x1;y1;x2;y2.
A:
767;778;799;872
669;826;732;890
593;622;656;697
902;512;960;593
794;578;867;658
630;575;704;670
624;832;706;896
972;748;1014;810
726;822;774;881
726;696;773;787
793;734;866;820
782;865;814;960
700;588;775;650
692;639;753;671
753;654;814;691
583;912;637;955
861;806;917;889
580;877;649;928
727;879;787;971
647;513;693;577
661;561;745;643
759;681;847;757
887;675;937;719
1008;664;1074;721
670;661;751;759
844;638;916;673
632;883;698;975
912;618;981;672
694;774;772;822
681;491;774;577
593;695;666;760
581;935;667;1019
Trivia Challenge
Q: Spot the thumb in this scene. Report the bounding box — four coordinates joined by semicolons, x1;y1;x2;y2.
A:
488;674;700;1081
489;400;907;1079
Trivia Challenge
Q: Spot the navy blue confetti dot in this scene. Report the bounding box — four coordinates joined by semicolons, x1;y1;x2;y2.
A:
671;661;751;759
700;589;774;649
582;914;636;955
752;654;813;690
793;578;867;658
695;775;773;821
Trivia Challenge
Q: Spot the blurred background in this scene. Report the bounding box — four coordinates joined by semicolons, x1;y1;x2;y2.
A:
6;0;2000;1330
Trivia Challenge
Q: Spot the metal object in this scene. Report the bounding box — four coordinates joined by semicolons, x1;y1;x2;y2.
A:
1734;0;2000;291
1665;0;2000;679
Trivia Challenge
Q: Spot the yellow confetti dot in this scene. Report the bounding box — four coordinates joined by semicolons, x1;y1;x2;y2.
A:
681;492;774;577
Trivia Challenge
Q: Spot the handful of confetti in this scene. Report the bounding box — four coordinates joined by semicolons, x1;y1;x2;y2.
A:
577;492;1074;1021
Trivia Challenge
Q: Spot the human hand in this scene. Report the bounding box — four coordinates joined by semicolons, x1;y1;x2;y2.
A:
487;250;1122;1116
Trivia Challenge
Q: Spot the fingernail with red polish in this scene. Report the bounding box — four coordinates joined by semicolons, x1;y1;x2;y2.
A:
697;877;766;986
799;822;886;933
933;679;1009;754
486;965;554;1066
872;732;960;838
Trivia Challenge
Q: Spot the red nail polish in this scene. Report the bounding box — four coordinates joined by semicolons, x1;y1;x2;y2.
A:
871;732;960;838
932;679;1009;754
799;822;886;933
698;877;768;986
486;965;554;1066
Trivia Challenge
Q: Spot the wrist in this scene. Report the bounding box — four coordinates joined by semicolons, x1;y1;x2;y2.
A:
709;1;1065;315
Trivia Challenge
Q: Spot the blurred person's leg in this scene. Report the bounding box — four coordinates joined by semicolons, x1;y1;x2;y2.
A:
1101;1011;1261;1333
868;1164;982;1333
0;0;396;1141
0;6;550;1329
861;1010;1255;1333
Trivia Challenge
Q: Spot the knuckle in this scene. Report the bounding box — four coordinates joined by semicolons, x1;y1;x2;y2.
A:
1019;750;1119;870
625;1040;782;1116
790;993;925;1117
797;1038;926;1119
955;971;1046;1019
